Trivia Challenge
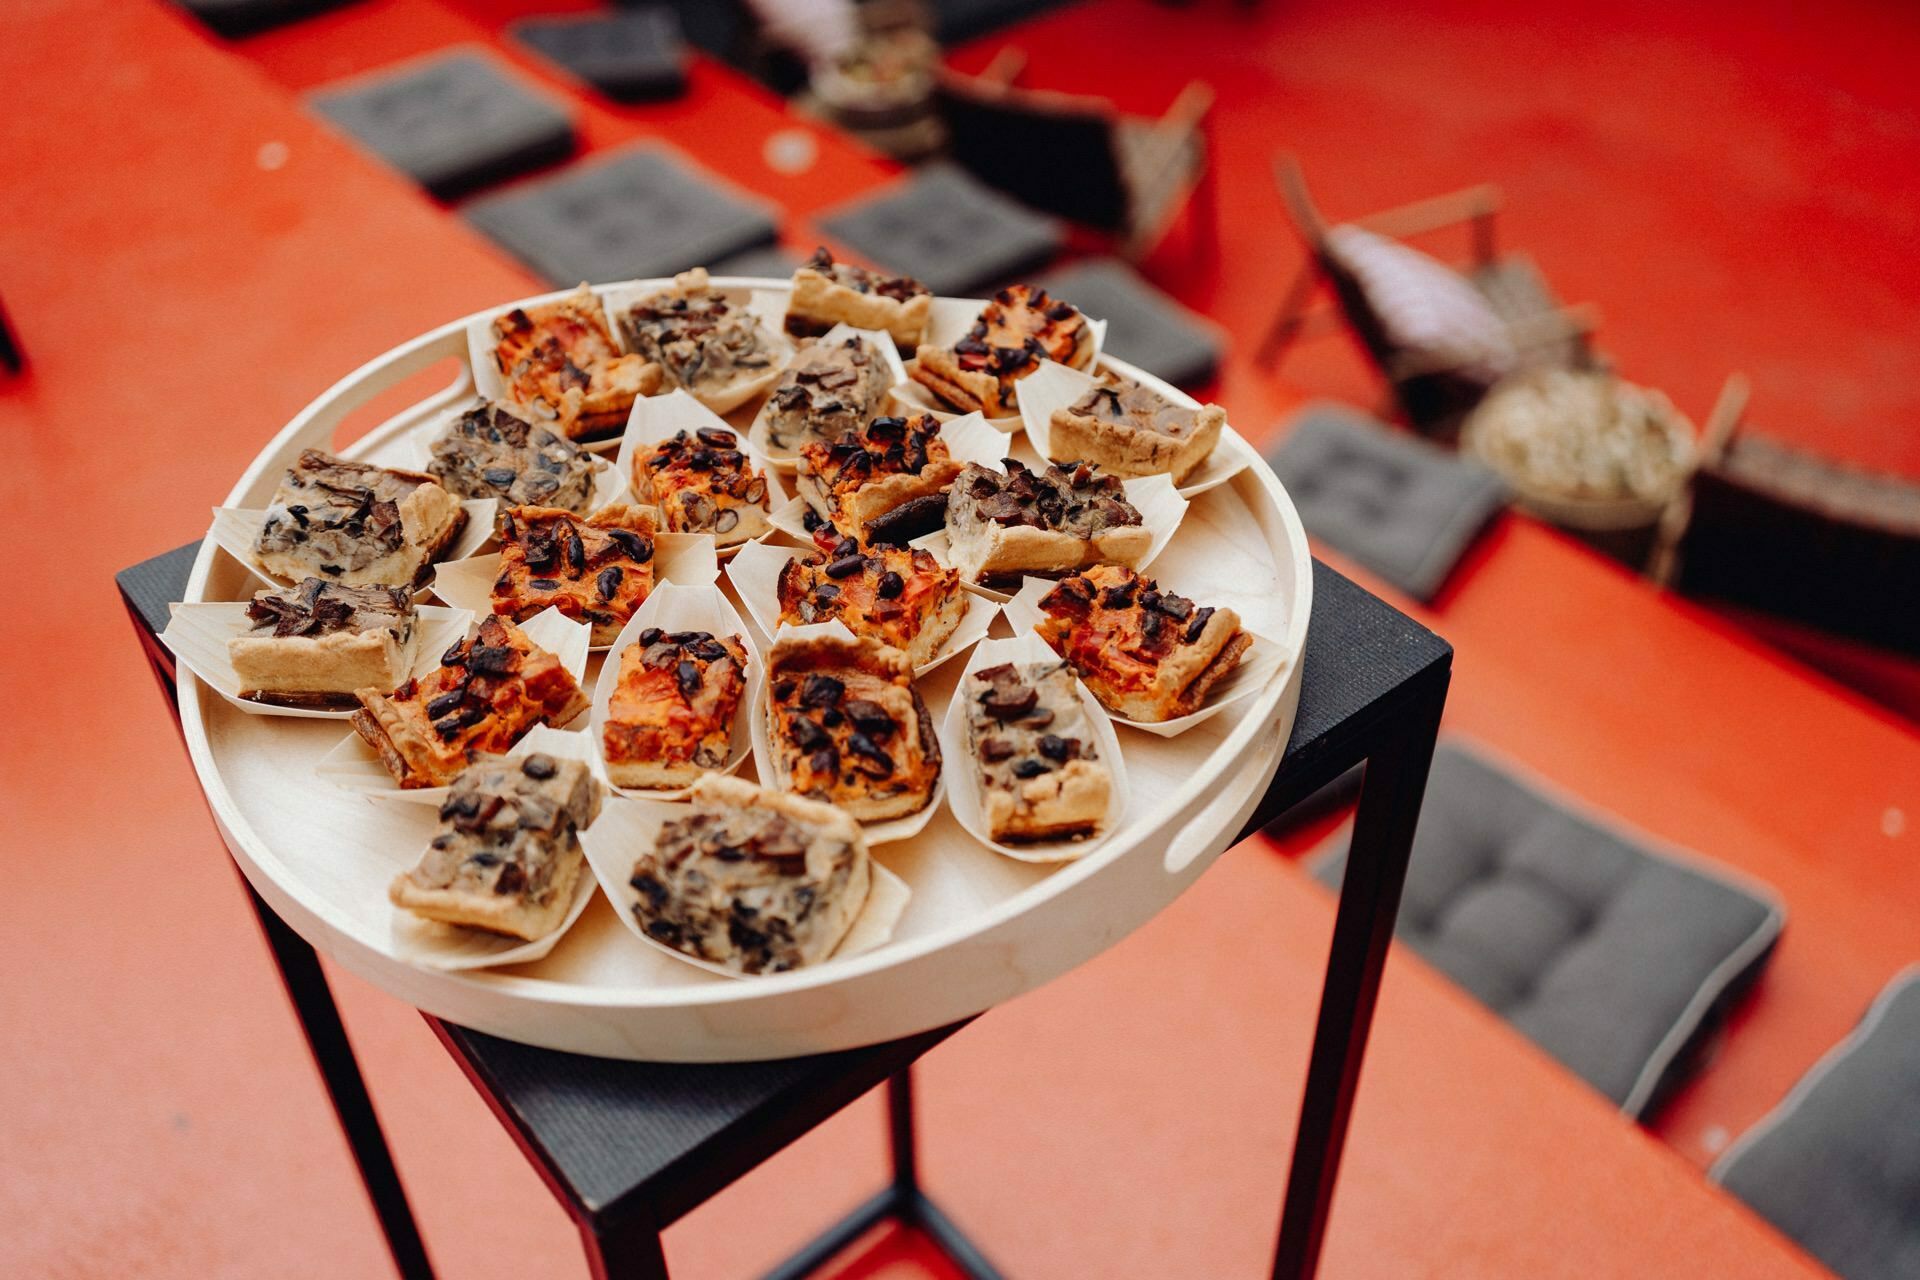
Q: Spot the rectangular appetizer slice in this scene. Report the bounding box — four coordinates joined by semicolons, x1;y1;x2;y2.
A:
390;752;602;941
490;284;660;441
796;412;961;544
428;400;600;515
229;578;416;709
762;334;895;453
1048;374;1226;485
765;632;940;822
618;269;784;414
352;614;589;789
963;661;1112;843
602;627;750;789
784;247;932;347
778;535;965;669
945;459;1148;588
629;774;871;974
1034;565;1250;722
632;424;771;547
911;284;1093;416
492;503;657;646
254;449;466;589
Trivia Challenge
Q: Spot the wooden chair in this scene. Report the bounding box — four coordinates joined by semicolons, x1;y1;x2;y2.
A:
1652;375;1920;660
933;49;1217;263
1257;155;1598;436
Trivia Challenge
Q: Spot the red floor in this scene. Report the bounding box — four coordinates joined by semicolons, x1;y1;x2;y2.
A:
4;0;1917;1277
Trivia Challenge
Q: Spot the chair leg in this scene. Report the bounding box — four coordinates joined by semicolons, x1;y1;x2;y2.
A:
0;295;23;374
1256;265;1321;369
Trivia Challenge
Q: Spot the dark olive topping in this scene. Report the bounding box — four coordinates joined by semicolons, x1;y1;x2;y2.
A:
1185;606;1216;644
1011;758;1052;778
520;754;557;780
799;674;845;708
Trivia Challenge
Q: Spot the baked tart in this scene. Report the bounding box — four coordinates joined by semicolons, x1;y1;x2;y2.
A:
911;284;1093;416
632;424;772;547
762;334;896;453
784;247;932;347
764;632;940;822
944;459;1147;588
618;268;785;414
428;400;600;516
601;627;750;789
777;534;966;668
229;578;416;709
1048;374;1225;485
490;285;660;441
492;504;658;646
254;449;465;590
629;774;871;974
962;661;1111;843
795;412;961;545
390;752;602;941
351;614;589;789
1034;565;1250;722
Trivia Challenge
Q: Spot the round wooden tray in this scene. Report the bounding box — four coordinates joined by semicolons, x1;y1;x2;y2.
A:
176;279;1313;1062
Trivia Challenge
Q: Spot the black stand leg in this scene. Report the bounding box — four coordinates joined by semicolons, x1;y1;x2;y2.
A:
1271;670;1448;1280
0;294;21;374
584;1207;671;1280
761;1067;1005;1280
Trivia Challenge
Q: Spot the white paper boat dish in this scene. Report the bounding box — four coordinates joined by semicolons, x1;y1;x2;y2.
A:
909;471;1188;603
1001;575;1288;738
405;406;630;514
313;609;593;803
427;533;721;650
939;634;1130;863
578;794;912;979
724;538;998;677
609;390;791;557
746;322;911;470
208;499;497;597
159;602;473;721
1015;359;1253;499
747;620;948;845
587;582;764;800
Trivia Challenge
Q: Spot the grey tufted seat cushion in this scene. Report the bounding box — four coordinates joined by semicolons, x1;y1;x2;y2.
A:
1713;969;1920;1280
1315;744;1783;1117
815;164;1063;297
511;8;689;104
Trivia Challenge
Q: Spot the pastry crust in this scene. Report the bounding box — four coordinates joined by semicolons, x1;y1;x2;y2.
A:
491;285;661;441
795;413;961;544
1034;565;1248;721
776;536;966;668
619;269;785;414
254;449;466;590
428;400;600;516
909;284;1093;416
390;753;602;941
351;614;589;788
492;504;658;646
944;460;1149;588
631;423;772;548
601;628;750;788
1047;376;1225;485
963;661;1111;843
765;632;940;821
230;579;416;708
785;248;932;347
761;334;896;454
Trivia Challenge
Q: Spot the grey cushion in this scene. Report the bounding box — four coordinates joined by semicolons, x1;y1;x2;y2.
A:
1032;259;1223;389
1714;970;1920;1280
1315;744;1783;1117
309;49;575;200
512;8;688;103
173;0;352;37
816;164;1062;297
1268;404;1507;602
465;143;780;287
706;244;806;282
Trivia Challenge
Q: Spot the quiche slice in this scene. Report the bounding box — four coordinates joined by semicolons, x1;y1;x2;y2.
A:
254;449;465;590
962;661;1111;843
1034;564;1249;722
1047;374;1226;485
230;578;417;709
776;535;965;669
761;334;896;454
618;269;785;414
492;503;657;646
795;412;961;545
428;400;600;516
764;632;940;822
491;285;661;441
351;614;589;789
911;284;1093;416
601;628;750;789
631;424;772;547
944;459;1148;589
784;247;932;347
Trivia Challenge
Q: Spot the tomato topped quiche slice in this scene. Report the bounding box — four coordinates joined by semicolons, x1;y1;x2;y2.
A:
777;534;965;668
492;503;657;646
911;284;1094;417
632;425;772;547
1034;564;1250;722
601;628;750;789
351;614;589;789
491;285;660;441
795;413;961;544
765;632;940;822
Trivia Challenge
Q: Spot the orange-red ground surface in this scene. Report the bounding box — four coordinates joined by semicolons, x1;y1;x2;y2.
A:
4;0;1917;1276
